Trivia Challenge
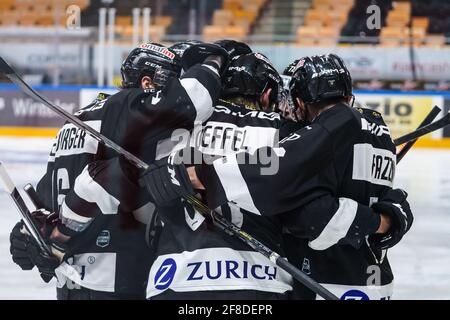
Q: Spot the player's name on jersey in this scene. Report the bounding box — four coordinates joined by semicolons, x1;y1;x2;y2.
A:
352;143;395;187
192;122;249;153
50;121;102;160
190;121;278;156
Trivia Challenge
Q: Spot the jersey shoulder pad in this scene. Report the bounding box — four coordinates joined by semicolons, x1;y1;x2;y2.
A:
84;92;111;108
317;102;360;135
94;92;111;102
353;106;387;126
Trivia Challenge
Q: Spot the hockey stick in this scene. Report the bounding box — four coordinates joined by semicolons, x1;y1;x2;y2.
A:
0;58;147;171
0;57;339;300
0;162;52;256
24;183;45;209
394;111;450;146
180;194;340;301
396;106;442;163
1;169;88;283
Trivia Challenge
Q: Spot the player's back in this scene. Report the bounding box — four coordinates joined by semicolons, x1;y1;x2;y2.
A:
284;105;396;300
37;90;153;298
147;100;298;300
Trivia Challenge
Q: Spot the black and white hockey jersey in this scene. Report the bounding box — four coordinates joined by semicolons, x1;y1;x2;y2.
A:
196;103;397;300
35;63;221;295
145;101;303;299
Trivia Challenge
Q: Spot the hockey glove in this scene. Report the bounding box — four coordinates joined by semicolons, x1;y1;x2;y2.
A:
9;209;63;283
10;221;35;270
370;188;414;250
181;43;230;73
140;154;195;207
28;236;65;283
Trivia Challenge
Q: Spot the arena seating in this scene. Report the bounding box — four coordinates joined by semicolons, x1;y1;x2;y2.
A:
296;0;353;46
0;0;90;26
202;0;267;42
339;0;449;46
0;0;448;46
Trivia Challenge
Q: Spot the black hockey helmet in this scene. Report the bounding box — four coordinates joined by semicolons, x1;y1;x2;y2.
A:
214;39;252;59
120;43;181;89
169;40;203;59
283;59;300;77
222;52;283;110
289;53;352;105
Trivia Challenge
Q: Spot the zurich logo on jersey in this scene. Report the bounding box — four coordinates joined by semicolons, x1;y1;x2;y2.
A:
154;258;177;290
340;289;370;300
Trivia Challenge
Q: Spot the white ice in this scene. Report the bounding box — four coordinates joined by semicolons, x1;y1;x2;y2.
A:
0;137;449;300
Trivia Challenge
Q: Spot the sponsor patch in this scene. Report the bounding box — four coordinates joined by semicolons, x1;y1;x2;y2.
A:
139;43;175;59
154;258;177;290
147;248;293;298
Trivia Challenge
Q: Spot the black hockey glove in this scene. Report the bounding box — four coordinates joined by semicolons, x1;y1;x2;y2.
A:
140;154;195;207
370;188;414;250
10;221;35;270
9;209;64;283
181;43;230;73
214;39;252;59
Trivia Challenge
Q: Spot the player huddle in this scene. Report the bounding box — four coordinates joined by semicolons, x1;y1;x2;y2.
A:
8;40;413;300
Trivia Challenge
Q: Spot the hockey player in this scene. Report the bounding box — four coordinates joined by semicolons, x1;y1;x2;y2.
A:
9;42;228;299
145;54;414;300
144;52;302;300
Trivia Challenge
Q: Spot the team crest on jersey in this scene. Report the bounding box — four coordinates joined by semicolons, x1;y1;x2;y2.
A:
96;230;111;248
301;258;311;275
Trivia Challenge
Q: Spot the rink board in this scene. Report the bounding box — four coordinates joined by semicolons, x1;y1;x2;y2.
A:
0;85;449;147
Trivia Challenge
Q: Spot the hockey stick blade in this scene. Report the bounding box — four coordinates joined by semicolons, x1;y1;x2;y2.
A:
0;162;52;256
394;111;450;146
397;106;441;163
2;57;338;300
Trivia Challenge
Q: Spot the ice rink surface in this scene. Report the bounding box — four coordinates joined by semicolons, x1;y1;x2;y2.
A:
0;137;449;300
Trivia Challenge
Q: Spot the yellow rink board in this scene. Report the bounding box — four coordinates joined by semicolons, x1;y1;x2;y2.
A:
0;127;58;137
1;126;450;148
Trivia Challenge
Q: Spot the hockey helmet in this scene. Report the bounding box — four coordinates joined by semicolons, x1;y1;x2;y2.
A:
289;54;352;105
214;39;252;59
120;43;181;88
222;52;283;110
169;40;203;59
